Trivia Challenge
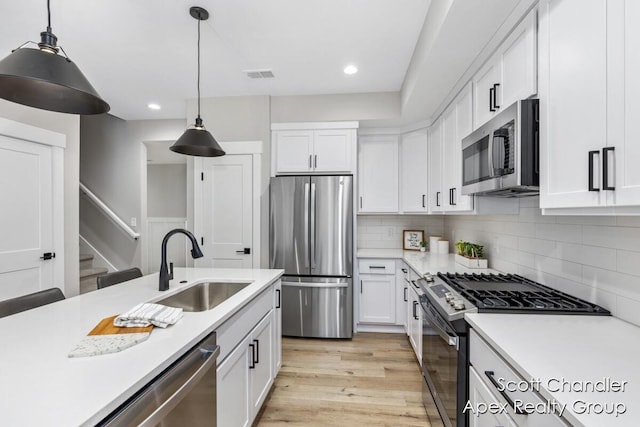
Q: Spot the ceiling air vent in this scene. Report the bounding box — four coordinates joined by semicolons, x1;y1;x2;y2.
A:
244;69;275;79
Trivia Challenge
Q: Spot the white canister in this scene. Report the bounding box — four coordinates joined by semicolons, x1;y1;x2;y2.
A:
437;240;449;254
429;236;442;252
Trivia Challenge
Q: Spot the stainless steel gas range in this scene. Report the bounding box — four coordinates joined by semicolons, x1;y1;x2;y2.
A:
417;272;610;427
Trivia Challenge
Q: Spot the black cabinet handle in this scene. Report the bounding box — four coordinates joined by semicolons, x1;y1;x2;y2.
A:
360;196;363;209
484;371;532;415
588;150;600;191
401;268;408;274
253;339;259;364
360;280;363;294
422;194;426;208
436;191;441;207
249;344;255;369
404;287;408;302
276;289;281;309
489;87;495;112
603;146;615;190
411;280;419;289
451;188;457;206
309;154;312;169
413;301;419;320
492;83;500;110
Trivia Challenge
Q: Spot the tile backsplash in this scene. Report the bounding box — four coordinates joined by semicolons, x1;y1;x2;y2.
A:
357;215;445;250
444;197;640;327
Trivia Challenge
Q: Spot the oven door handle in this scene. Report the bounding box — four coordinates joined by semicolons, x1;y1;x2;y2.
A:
421;302;459;350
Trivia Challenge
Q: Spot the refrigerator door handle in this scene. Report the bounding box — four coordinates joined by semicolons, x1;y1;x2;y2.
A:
303;183;310;268
282;280;349;289
310;182;316;269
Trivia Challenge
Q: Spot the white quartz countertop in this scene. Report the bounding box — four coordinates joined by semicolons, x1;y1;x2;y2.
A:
0;267;283;427
466;313;639;426
357;249;496;276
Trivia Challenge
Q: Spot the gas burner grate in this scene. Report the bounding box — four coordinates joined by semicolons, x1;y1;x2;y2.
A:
437;272;610;315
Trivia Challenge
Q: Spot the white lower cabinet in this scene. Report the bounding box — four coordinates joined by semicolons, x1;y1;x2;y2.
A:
216;283;280;427
407;283;422;365
218;310;274;427
469;330;569;427
358;259;396;324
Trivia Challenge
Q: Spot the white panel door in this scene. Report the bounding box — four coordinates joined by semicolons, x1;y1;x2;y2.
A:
428;118;444;213
201;155;253;268
250;311;274;415
473;61;500;129
0;136;54;300
217;333;252;427
500;9;537;109
539;0;607;208
452;84;475;211
359;275;396;324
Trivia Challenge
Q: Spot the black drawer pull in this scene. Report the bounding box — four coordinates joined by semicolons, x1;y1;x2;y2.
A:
588;150;600;191
484;371;532;415
603;146;615;190
249;344;255;369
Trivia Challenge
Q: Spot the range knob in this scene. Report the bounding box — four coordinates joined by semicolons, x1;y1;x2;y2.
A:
444;292;455;302
424;273;435;283
452;300;466;310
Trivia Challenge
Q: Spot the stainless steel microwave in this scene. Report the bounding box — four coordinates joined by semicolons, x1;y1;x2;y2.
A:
461;99;539;197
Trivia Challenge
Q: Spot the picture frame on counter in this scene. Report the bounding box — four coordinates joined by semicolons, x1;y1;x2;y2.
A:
403;230;424;251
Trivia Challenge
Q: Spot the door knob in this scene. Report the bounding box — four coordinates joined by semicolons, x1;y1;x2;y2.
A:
236;248;251;254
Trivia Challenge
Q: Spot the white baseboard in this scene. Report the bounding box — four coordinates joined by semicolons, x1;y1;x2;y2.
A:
356;324;406;334
79;234;118;272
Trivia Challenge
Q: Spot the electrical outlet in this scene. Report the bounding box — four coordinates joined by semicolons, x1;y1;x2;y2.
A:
130;217;137;227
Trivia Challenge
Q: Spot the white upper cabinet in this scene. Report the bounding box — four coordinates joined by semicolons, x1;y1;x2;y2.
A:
430;82;475;213
473;9;537;129
539;0;640;212
271;122;358;175
358;135;399;213
400;130;429;213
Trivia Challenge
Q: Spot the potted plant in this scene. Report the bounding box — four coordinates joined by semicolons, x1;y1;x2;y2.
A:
454;241;488;268
419;240;427;252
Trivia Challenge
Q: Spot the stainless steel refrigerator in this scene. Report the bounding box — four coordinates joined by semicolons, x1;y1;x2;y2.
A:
269;175;353;338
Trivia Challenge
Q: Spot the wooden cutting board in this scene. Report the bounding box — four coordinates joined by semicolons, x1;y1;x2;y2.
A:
88;315;154;336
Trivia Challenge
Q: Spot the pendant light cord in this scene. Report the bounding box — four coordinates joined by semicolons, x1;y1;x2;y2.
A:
47;0;52;32
197;13;201;120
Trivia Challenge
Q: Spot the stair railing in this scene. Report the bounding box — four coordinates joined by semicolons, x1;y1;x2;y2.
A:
80;182;140;240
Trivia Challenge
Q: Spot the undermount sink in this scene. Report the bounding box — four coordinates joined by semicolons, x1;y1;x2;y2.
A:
157;281;252;312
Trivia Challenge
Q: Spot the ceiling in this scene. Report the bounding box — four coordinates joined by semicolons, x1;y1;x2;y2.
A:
1;0;530;127
0;0;431;121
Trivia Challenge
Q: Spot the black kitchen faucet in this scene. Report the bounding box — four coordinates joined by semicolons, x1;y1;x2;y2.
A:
159;229;204;291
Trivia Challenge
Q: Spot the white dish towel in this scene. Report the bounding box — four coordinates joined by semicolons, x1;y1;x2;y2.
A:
114;303;183;328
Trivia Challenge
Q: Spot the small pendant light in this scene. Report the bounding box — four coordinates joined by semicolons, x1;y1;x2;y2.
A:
0;0;109;115
170;7;225;157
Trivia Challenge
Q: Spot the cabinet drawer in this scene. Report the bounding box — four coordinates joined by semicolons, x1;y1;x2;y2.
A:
470;330;568;426
358;259;396;274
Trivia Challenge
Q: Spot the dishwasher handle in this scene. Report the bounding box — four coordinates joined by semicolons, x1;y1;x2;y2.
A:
99;332;220;427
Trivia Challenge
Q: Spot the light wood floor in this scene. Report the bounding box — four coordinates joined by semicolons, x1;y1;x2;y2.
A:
256;333;444;427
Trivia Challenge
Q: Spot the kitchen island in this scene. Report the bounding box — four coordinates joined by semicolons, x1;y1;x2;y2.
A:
0;267;283;426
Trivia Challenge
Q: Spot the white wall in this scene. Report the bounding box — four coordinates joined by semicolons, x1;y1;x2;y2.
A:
0;100;80;296
444;197;640;327
357;215;445;249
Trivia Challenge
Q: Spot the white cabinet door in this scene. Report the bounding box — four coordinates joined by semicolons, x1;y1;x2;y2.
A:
428;118;444;213
468;367;518;427
539;0;607;209
217;334;252;427
473;61;501;129
396;261;409;327
313;129;354;173
273;130;313;173
250;311;274;416
400;130;429;213
408;286;422;365
500;10;537;110
442;83;474;212
473;9;537;130
613;0;640;206
273;280;282;374
359;275;396;324
358;136;399;213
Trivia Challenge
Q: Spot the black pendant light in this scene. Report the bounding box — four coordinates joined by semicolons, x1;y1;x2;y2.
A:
0;0;109;115
170;6;225;157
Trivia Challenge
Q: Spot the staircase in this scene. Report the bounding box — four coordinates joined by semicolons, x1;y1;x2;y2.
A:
79;254;108;294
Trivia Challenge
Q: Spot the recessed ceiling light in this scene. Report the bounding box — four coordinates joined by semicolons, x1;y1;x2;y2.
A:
344;65;358;75
148;103;161;110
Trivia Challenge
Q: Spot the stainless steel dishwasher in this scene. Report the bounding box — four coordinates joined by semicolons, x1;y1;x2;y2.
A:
98;330;220;427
